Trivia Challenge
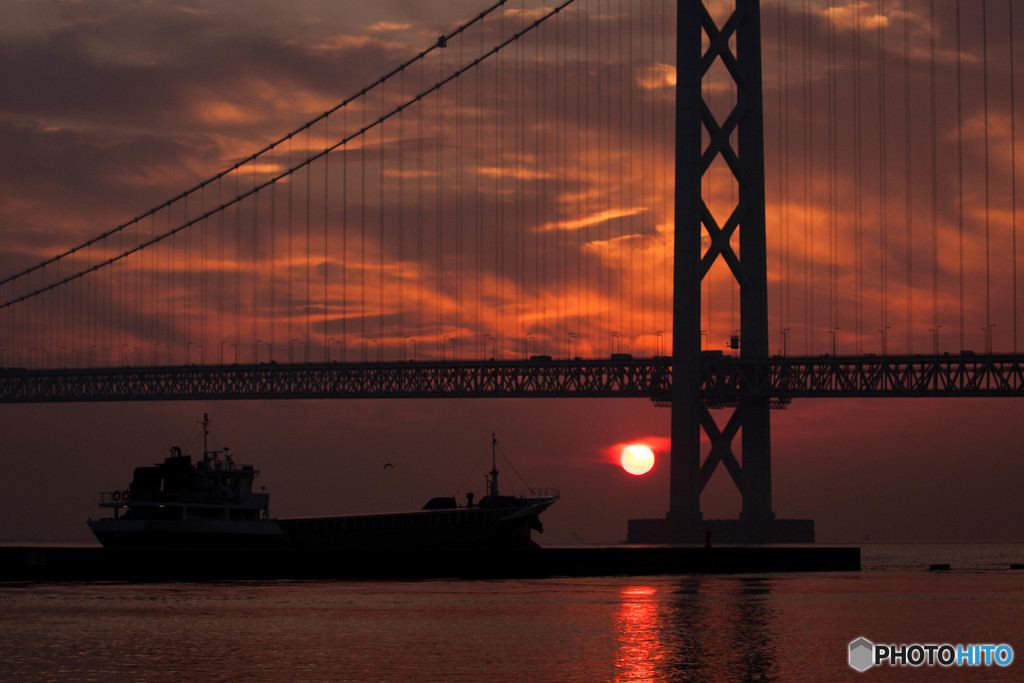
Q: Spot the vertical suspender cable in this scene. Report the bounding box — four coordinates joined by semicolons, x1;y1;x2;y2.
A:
904;0;913;352
777;1;785;351
342;112;348;361
324;118;330;362
234;171;241;362
828;0;837;349
983;0;992;351
930;0;939;350
288;136;295;359
201;187;208;363
217;183;223;363
269;146;275;359
1011;0;1018;353
361;105;367;357
252;166;259;362
854;0;864;353
477;22;484;358
398;70;405;359
305;127;312;362
380;84;387;358
455;36;463;357
956;0;965;351
495;17;502;358
878;0;888;353
623;2;632;349
804;0;812;354
439;39;446;358
417;62;424;353
582;4;589;352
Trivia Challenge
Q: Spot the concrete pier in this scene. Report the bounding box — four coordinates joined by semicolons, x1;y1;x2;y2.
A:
1;545;859;582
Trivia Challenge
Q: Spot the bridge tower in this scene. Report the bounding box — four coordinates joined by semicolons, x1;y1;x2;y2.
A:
629;0;814;543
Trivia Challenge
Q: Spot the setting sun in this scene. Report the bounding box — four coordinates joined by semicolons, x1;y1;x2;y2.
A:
620;444;655;476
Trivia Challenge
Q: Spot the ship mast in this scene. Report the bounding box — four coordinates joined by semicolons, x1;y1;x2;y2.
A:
489;433;499;497
202;413;210;460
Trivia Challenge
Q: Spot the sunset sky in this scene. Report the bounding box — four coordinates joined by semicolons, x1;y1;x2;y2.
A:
1;0;1022;544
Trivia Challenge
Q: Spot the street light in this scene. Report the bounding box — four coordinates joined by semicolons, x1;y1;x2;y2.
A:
879;326;891;356
982;324;997;354
781;328;790;357
829;327;840;356
928;325;943;356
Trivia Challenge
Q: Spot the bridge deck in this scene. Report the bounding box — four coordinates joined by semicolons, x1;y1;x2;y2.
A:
1;354;1022;403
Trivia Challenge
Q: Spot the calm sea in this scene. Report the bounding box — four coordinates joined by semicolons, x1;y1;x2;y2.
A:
1;543;1021;681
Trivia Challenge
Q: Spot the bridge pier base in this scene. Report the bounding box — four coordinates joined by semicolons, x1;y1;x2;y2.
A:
626;517;814;545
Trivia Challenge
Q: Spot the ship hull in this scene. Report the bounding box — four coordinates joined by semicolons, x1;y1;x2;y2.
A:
87;518;287;549
281;501;555;550
88;501;555;550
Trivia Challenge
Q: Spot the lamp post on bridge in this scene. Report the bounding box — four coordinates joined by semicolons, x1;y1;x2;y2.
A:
222;341;238;364
982;324;997;354
929;326;942;356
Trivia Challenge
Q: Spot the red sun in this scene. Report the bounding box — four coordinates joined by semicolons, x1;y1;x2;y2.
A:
620;444;655;475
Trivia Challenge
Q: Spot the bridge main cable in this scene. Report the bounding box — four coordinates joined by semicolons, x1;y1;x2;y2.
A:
0;0;565;294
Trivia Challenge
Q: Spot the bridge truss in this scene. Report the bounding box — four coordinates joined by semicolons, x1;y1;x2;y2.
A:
2;353;1022;403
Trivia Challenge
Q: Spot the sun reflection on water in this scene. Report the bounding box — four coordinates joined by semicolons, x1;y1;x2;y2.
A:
615;585;664;681
613;578;781;681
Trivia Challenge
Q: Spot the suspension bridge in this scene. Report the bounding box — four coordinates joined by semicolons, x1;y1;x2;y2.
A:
1;0;1022;542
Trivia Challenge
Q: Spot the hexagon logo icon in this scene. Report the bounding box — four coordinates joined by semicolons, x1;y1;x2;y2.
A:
849;637;875;672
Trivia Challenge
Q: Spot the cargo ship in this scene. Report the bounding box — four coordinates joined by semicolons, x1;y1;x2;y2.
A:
87;415;559;549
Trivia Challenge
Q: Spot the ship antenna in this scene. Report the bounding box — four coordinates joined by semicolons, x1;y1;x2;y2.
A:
202;413;210;460
489;432;499;497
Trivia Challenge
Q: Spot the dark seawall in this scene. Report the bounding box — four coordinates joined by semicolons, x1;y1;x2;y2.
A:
1;545;859;582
